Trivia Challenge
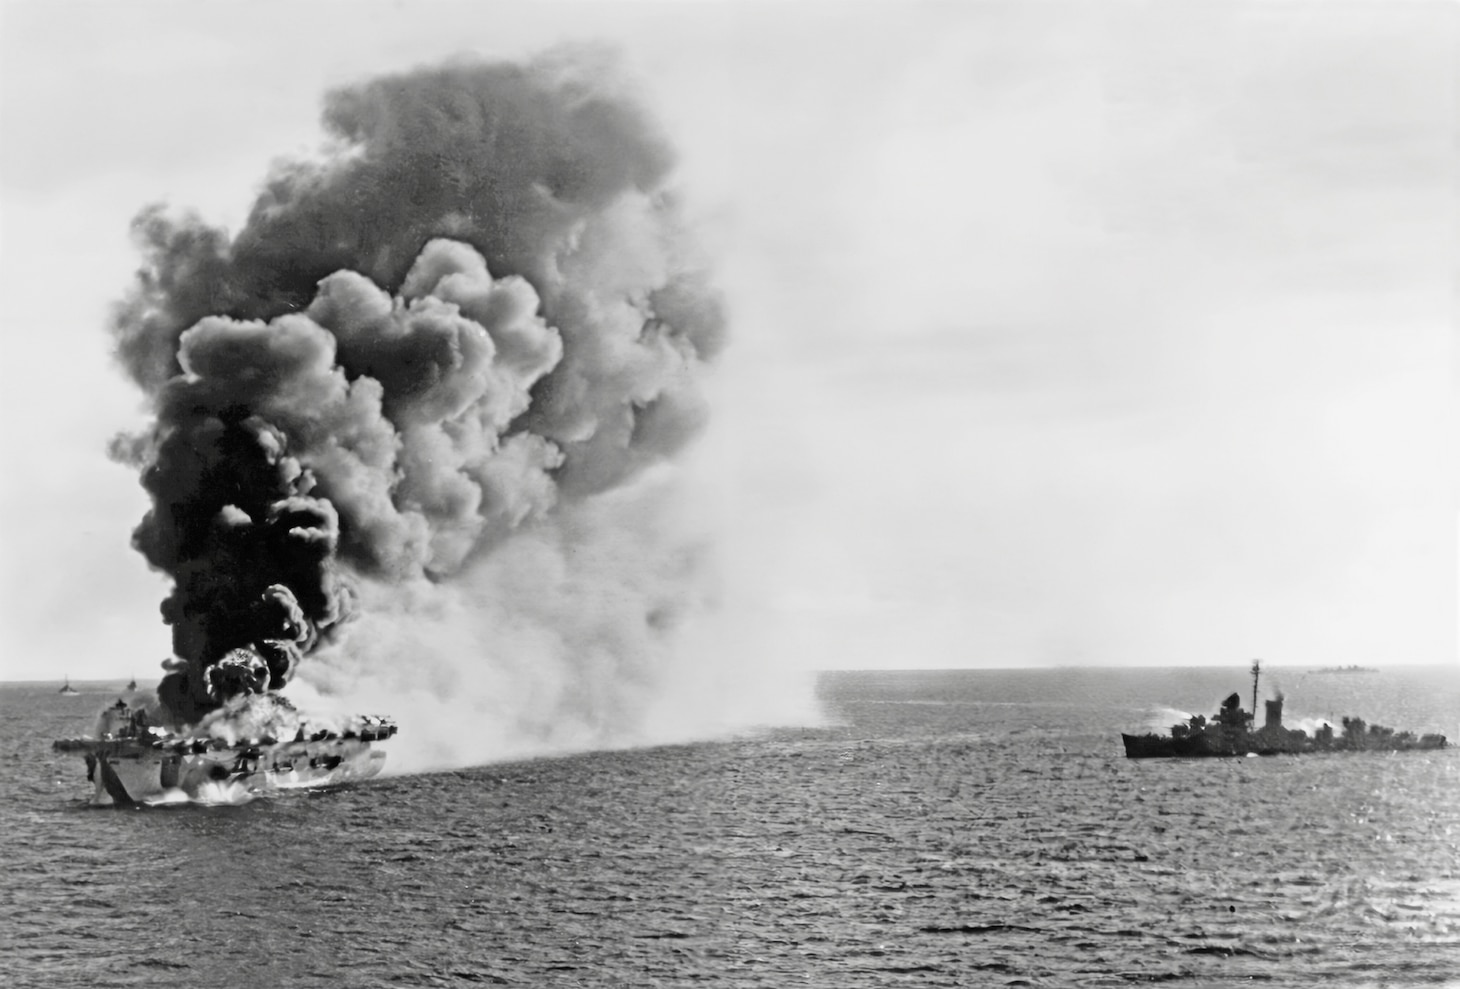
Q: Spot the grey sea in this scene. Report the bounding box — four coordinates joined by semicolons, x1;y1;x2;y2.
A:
4;666;1458;988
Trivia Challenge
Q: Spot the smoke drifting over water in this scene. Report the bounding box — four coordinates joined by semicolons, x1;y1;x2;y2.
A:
110;52;791;768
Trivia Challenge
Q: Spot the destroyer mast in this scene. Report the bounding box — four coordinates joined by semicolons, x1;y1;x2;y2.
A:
1251;659;1261;720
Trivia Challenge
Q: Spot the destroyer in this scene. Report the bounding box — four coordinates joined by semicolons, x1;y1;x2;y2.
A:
1122;661;1447;759
54;694;397;806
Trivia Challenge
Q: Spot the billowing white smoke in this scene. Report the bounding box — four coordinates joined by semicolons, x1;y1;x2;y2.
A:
293;467;812;773
110;50;817;767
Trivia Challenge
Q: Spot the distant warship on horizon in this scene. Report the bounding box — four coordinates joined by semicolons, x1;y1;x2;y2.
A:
1121;661;1447;759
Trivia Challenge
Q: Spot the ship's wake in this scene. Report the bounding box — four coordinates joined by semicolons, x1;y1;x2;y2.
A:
1142;707;1195;732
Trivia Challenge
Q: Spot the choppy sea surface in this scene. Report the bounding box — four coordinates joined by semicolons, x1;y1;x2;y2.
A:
4;666;1458;988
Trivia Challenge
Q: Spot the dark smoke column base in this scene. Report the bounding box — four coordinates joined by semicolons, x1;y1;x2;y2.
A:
53;715;398;807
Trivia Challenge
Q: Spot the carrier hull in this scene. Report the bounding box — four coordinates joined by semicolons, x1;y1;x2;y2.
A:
55;715;397;806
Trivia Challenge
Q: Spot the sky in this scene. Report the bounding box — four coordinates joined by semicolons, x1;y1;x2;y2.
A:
1;0;1455;683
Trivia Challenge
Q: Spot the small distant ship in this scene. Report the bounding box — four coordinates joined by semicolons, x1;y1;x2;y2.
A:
59;677;79;696
1309;665;1378;675
1122;661;1447;759
53;697;398;806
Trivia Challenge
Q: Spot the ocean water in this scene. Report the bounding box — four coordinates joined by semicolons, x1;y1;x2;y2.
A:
4;666;1458;988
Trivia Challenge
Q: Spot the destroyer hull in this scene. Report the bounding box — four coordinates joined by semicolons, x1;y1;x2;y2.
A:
1122;663;1448;760
1121;731;1447;759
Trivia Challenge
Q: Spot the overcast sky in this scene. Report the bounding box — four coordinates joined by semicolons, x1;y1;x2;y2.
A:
1;1;1455;681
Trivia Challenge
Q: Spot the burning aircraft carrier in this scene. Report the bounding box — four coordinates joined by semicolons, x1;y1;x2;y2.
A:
54;675;397;807
55;51;727;801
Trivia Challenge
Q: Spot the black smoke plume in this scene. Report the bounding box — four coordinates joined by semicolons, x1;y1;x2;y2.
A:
112;51;726;733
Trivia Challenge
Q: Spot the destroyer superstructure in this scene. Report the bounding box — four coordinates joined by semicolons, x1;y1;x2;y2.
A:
1121;661;1447;759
